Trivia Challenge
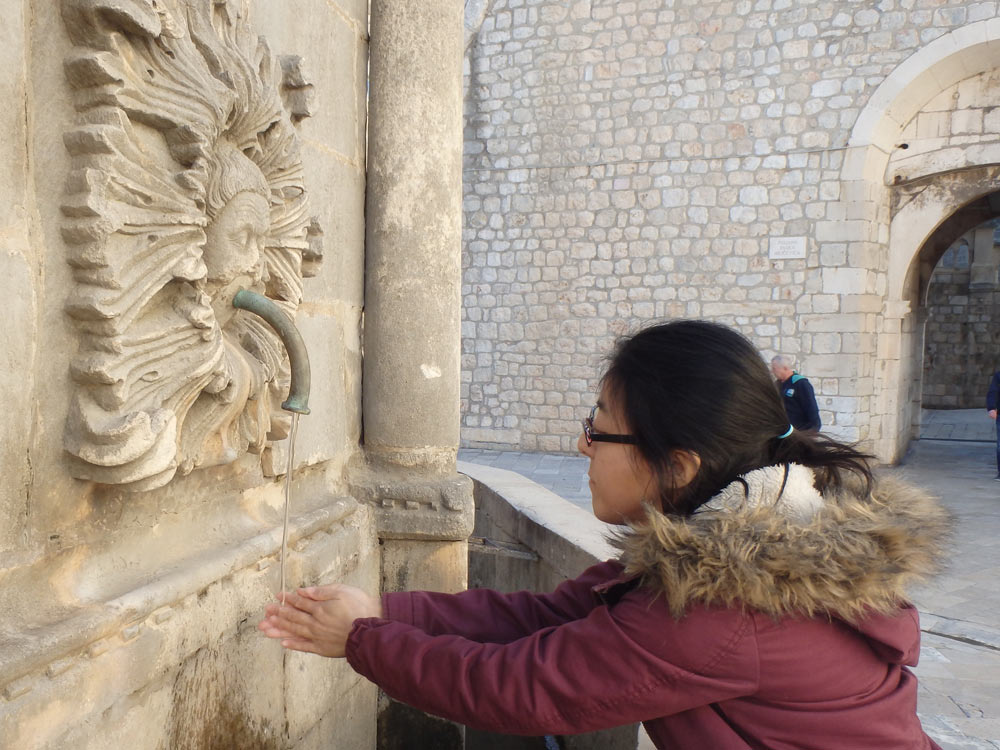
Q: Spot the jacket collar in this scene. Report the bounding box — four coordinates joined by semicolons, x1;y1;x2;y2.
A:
614;464;951;620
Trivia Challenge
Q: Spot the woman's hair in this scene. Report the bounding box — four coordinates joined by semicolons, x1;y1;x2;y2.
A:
601;320;873;515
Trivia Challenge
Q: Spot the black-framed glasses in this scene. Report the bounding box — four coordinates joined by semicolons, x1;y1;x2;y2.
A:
582;405;637;446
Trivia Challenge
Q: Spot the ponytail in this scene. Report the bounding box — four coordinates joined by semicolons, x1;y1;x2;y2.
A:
768;429;874;496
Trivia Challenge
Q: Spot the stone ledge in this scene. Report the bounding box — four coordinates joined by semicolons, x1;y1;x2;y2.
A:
0;496;364;699
461;426;522;446
458;460;616;578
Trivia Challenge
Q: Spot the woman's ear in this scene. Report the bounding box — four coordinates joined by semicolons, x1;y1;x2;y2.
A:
669;450;702;489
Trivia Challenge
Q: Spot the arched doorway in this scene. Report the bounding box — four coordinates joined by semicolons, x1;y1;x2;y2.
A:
884;173;1000;458
918;211;1000;413
842;21;1000;461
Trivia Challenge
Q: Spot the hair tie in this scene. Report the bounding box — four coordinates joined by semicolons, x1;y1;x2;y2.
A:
777;425;794;439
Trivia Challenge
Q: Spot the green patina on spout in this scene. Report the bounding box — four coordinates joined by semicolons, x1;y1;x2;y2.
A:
232;289;311;415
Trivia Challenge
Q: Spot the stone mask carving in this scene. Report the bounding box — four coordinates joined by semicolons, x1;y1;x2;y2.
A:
61;0;323;491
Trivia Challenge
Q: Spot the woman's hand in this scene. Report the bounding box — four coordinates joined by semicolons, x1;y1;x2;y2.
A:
258;584;382;657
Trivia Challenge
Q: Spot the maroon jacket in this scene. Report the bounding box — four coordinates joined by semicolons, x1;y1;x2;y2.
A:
346;466;949;749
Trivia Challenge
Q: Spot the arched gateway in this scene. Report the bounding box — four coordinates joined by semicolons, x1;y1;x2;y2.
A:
844;19;1000;461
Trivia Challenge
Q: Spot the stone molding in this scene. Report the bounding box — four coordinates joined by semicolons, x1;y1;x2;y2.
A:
60;0;323;491
850;18;1000;156
0;496;364;728
350;470;475;541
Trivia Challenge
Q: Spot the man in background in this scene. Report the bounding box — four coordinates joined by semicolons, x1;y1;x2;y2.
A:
770;355;821;432
986;370;1000;480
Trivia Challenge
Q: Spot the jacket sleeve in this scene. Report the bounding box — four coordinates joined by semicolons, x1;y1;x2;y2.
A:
798;378;821;431
381;561;620;643
988;373;1000;411
345;593;759;736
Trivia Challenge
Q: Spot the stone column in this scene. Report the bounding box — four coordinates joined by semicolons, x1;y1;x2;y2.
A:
362;3;471;748
874;300;915;462
0;0;34;558
970;225;998;292
365;0;463;472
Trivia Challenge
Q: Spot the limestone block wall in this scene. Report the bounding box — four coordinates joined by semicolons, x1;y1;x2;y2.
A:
0;1;377;748
460;1;1000;458
923;268;1000;409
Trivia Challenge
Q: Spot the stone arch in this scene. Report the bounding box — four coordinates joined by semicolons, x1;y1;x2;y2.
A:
842;19;1000;461
894;177;1000;310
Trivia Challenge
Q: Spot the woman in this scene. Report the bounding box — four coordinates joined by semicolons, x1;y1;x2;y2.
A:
259;320;949;749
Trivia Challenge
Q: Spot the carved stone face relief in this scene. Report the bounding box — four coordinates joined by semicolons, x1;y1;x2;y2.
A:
61;0;323;491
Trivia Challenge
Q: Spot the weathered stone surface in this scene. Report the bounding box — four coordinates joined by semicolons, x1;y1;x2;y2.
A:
263;306;363;475
295;682;378;750
0;0;33;563
351;470;476;542
382;538;470;596
2;2;383;749
0;497;376;750
354;12;475;746
301;154;367;306
377;533;470;750
0;247;34;556
253;0;368;164
60;0;323;491
922;238;1000;408
365;0;464;455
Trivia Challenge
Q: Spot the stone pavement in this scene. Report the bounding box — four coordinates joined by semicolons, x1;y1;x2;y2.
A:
920;408;997;443
459;410;1000;750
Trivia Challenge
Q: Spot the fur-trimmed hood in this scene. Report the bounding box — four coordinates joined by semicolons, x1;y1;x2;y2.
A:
616;464;952;622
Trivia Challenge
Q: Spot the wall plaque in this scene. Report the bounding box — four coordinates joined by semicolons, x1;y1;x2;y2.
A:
768;236;808;260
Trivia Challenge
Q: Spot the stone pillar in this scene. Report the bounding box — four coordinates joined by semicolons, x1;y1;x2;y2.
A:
362;3;472;748
874;300;915;463
0;0;34;557
970;225;998;292
365;0;463;472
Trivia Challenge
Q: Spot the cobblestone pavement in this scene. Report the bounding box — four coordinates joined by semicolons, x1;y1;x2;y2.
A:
459;410;1000;749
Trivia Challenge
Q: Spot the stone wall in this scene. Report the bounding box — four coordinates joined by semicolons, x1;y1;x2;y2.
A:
0;1;380;747
460;1;1000;459
923;242;1000;409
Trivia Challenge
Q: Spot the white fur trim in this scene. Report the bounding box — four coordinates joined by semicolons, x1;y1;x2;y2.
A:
702;464;823;521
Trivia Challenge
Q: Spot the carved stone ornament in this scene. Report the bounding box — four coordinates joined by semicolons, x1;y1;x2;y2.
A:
61;0;323;491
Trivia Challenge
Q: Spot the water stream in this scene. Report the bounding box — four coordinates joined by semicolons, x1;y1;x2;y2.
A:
280;412;300;606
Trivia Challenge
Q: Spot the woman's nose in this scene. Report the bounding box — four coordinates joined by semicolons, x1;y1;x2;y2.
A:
577;431;592;457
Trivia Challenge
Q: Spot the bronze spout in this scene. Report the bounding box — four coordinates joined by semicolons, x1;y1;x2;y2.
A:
232;289;311;415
